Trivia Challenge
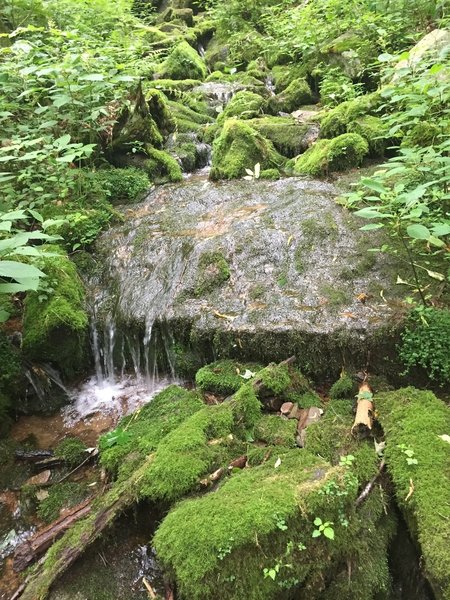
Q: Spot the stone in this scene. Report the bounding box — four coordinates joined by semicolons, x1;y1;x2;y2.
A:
280;402;293;415
26;470;51;486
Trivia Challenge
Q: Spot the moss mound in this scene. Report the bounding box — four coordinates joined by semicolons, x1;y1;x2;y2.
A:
271;64;307;92
94;168;151;205
100;385;204;476
210;119;284;180
195;360;263;396
160;40;207;80
22;253;89;379
329;373;356;400
54;437;87;467
254;415;297;448
37;482;89;524
291;133;368;177
376;387;450;600
269;78;314;114
217;90;267;125
347;115;389;157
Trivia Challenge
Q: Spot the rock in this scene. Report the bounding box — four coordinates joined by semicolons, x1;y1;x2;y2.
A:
92;175;404;380
280;402;293;415
296;406;322;447
288;404;300;420
394;29;450;79
26;470;51;486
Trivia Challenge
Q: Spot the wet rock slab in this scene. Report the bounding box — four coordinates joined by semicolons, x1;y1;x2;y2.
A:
93;175;405;377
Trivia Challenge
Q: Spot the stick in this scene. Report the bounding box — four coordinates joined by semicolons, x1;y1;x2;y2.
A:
355;460;386;507
143;577;158;599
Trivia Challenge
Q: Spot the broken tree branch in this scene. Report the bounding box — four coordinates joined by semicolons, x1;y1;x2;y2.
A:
355;459;386;507
351;380;374;439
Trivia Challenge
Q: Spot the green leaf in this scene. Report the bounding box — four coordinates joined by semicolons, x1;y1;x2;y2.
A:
0;222;12;232
406;224;430;240
312;530;321;538
360;178;386;194
0;309;10;323
313;517;322;526
323;527;335;540
54;134;71;148
79;73;104;81
53;95;71;108
0;261;45;282
360;223;384;231
354;208;390;219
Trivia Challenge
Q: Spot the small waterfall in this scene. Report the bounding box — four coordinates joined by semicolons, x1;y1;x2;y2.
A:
198;43;205;58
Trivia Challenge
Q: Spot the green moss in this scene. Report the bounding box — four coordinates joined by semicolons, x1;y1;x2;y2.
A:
254;415;297;448
152;446;390;600
0;331;22;397
94;168;151;205
347;115;389;157
146;78;202;93
139;402;242;501
144;147;183;182
195;360;263;396
160;40;207;80
37;482;89;523
54;437;88;467
194;250;230;295
329;373;355;399
22;253;89;379
217;91;267;125
269;78;314;114
271;64;307;92
100;385;203;475
246;58;268;81
258;363;291;395
146;88;177;138
376;388;450;600
292;133;368;177
210;119;284;180
259;168;280;180
319;283;351;308
319;92;381;139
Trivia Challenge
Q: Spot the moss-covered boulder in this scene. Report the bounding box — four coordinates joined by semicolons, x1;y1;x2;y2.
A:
271;64;307;93
376;388;450;600
195;359;263;396
210;119;284;180
291;133;368;177
154;447;393;600
22;253;89;380
159;40;207;81
217;90;267;125
269;78;315;114
247;116;319;158
194;250;230;296
94;168;151;205
347;115;389;157
319;92;381;139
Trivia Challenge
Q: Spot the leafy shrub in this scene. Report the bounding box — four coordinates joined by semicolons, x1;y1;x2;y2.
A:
320;68;363;107
399;307;450;385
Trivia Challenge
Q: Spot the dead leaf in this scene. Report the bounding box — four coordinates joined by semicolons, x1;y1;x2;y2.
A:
438;434;450;444
356;292;370;304
340;312;358;319
274;457;281;469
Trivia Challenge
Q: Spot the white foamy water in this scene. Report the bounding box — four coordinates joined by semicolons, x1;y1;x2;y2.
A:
63;375;179;425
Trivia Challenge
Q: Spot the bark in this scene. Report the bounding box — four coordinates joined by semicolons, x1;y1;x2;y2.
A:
351;381;374;438
13;498;94;572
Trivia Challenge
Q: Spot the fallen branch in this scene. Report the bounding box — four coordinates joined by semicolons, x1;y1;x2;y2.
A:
143;577;158;599
355;459;386;507
39;448;98;488
13;498;94;572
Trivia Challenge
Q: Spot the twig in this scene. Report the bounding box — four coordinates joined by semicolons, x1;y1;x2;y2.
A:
355;460;386;507
39;448;98;488
143;577;158;599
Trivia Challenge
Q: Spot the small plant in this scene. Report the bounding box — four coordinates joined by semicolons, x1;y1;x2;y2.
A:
339;454;356;467
312;517;335;540
397;443;418;466
273;514;288;531
217;537;234;560
54;437;87;467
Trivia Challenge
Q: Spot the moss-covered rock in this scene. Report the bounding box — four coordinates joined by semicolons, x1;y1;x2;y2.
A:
195;359;263;396
153;446;392;600
319;92;381;139
146;78;202;93
217;90;267;125
259;168;280;179
347;115;389;157
271;64;307;93
37;482;89;524
246;57;269;82
247;116;318;158
210;119;284;180
329;372;356;400
159;40;207;81
269;78;315;114
22;253;89;380
291;133;368;177
144;147;183;182
376;388;450;600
